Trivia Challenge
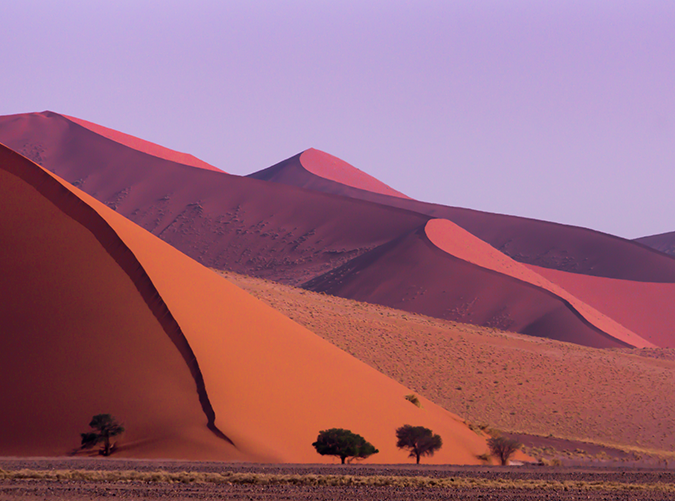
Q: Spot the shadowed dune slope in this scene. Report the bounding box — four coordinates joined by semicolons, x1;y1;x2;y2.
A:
635;231;675;257
0;145;242;460
248;151;675;282
0;112;429;286
63;114;222;172
249;148;410;199
304;220;630;348
0;144;488;464
527;265;675;348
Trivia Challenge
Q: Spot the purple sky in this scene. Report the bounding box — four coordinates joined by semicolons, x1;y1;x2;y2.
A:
2;1;674;239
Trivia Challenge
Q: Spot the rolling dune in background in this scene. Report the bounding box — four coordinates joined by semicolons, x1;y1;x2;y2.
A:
251;148;675;282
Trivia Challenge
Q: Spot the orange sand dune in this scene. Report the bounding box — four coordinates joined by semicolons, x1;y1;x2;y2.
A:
249;148;410;199
635;230;675;257
304;219;634;348
0;144;488;463
249;152;675;282
526;264;675;348
425;219;652;348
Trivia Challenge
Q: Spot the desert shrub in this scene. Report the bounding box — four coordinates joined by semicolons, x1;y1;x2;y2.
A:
80;414;124;456
487;436;522;465
404;394;422;407
312;428;379;464
395;425;442;464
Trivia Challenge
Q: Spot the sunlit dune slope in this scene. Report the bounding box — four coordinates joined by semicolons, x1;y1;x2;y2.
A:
248;148;410;199
222;270;675;456
63;114;222;172
527;265;675;348
635;230;675;257
304;220;635;348
0;144;488;463
248;152;675;282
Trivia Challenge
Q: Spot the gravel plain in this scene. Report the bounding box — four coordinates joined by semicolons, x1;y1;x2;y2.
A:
2;458;675;500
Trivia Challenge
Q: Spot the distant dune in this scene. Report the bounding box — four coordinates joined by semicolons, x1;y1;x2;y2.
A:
304;220;637;349
63;114;222;172
0;143;488;463
635;230;675;257
527;265;675;348
248;150;675;282
249;148;410;199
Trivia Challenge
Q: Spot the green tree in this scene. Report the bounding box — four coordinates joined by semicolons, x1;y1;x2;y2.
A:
80;414;125;456
312;428;379;464
395;424;442;464
487;436;522;465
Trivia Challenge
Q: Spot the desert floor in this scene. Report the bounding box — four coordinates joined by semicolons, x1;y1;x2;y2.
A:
1;458;675;500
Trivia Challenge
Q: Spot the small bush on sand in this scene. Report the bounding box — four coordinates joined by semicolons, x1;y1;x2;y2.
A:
312;428;379;464
80;414;124;456
487;436;522;465
396;425;442;464
405;394;422;407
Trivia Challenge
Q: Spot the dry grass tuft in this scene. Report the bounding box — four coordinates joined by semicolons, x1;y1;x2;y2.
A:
1;468;674;492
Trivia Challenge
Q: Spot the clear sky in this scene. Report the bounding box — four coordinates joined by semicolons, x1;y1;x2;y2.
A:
2;1;673;239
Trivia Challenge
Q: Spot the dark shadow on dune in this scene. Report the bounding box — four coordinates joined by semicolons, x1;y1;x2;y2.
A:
0;143;235;447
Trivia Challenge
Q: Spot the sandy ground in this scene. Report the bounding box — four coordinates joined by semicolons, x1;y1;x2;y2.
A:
1;459;674;500
219;270;675;459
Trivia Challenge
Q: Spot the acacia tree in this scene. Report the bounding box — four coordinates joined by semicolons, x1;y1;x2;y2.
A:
395;425;442;464
487;436;522;465
312;428;379;464
80;414;125;456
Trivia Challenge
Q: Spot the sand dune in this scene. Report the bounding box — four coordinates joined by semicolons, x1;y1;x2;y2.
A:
635;230;675;257
224;270;675;456
1;112;672;350
63;114;221;172
526;265;675;348
304;220;634;348
249;148;410;199
0;112;429;286
249;150;675;282
425;219;651;348
0;143;488;463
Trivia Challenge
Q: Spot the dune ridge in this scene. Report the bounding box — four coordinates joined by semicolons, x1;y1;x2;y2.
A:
248;151;675;282
526;264;675;348
635;230;675;257
425;219;652;348
304;222;631;348
0;143;489;463
63;114;222;172
249;148;410;199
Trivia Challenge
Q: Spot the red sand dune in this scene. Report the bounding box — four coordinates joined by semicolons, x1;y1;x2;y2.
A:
249;152;675;282
63;114;222;172
425;219;652;348
0;143;489;463
2;112;672;350
249;148;410;199
0;112;430;286
526;264;675;348
304;219;635;348
634;230;675;257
